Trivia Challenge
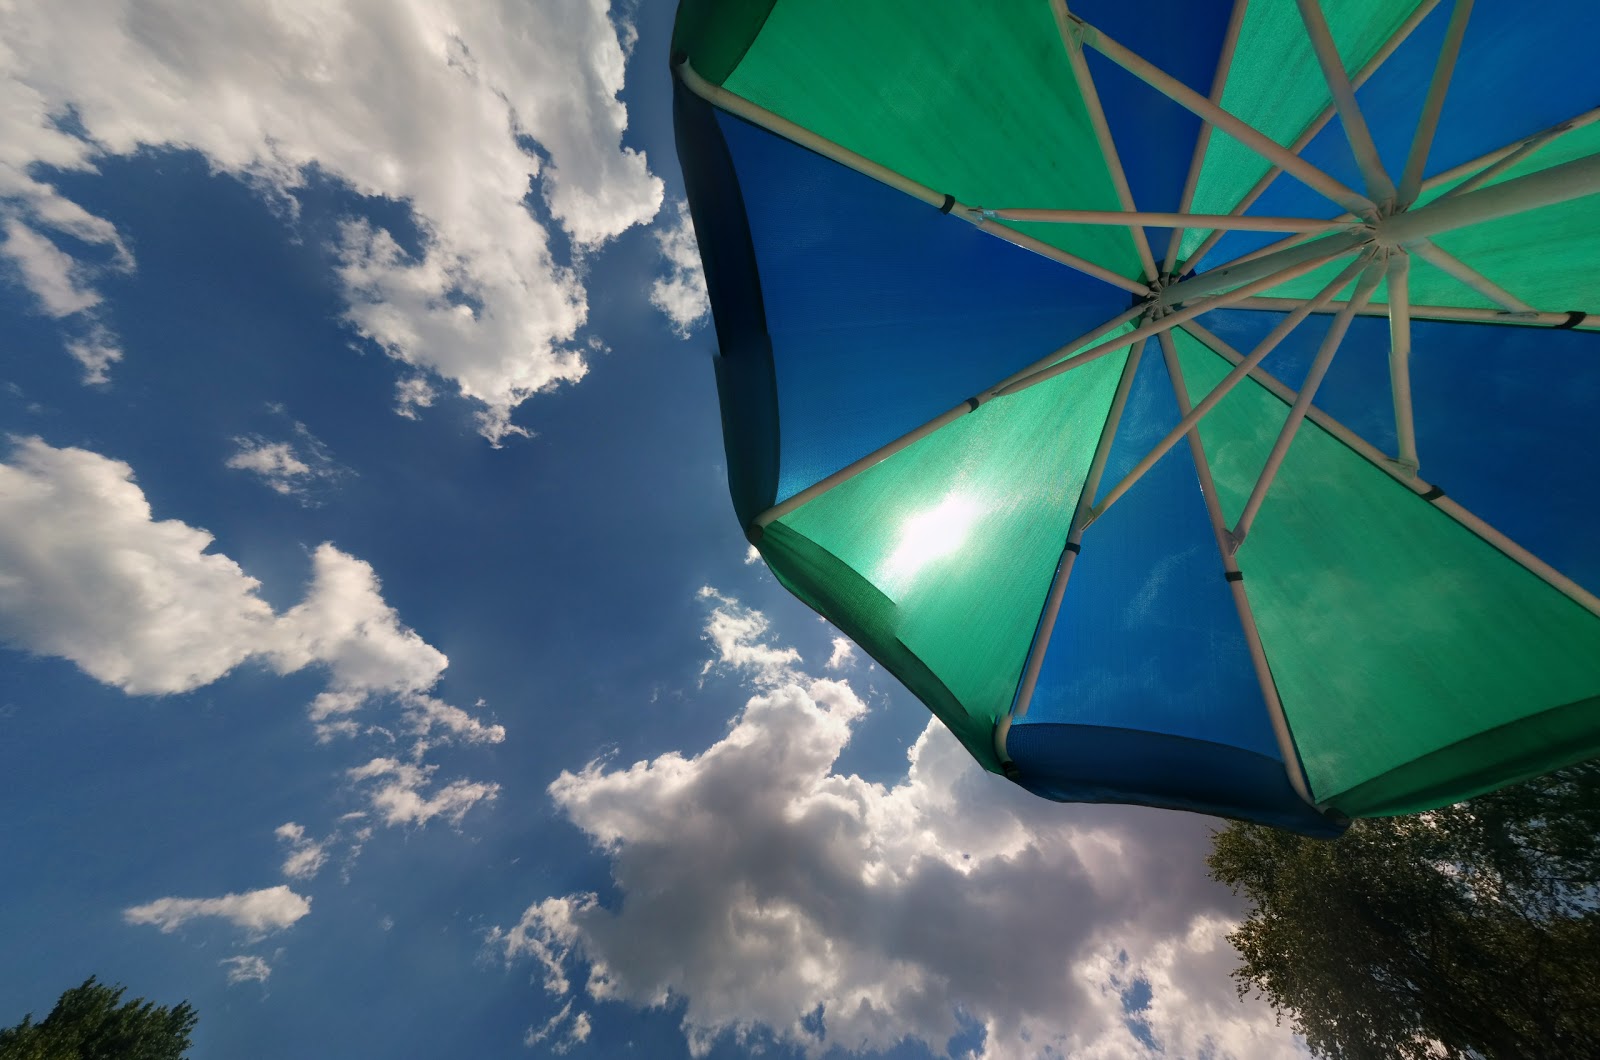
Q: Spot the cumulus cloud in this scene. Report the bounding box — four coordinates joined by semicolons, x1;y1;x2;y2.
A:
825;636;857;672
1;0;663;437
0;218;101;317
649;201;709;339
274;822;330;881
348;757;499;827
491;592;1306;1059
124;886;310;936
221;954;274;986
0;437;503;821
524;1000;592;1054
227;423;347;503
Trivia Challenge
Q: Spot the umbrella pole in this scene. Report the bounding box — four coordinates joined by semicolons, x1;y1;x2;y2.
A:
1381;152;1600;243
1157;329;1317;807
1386;253;1420;475
1426;106;1600;200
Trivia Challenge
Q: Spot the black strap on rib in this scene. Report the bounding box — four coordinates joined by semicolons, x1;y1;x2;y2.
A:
1224;570;1244;583
1557;311;1586;329
939;194;955;214
1420;485;1446;502
1063;541;1081;555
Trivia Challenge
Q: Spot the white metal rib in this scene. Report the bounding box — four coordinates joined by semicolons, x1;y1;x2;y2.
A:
1399;0;1475;205
1006;335;1150;727
1294;0;1397;206
1165;0;1249;276
1069;15;1377;218
1156;328;1317;806
1423;106;1600;200
1226;297;1596;329
982;208;1355;233
1406;239;1535;313
1230;261;1384;547
1051;0;1159;281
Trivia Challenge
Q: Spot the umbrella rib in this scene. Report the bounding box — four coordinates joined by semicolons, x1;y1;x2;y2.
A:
1003;335;1151;733
1083;252;1375;528
1179;0;1442;276
674;59;1151;297
1070;16;1377;219
1294;0;1398;206
1427;107;1600;200
1155;328;1317;807
1050;0;1159;282
1180;319;1600;621
1226;296;1596;329
1163;0;1248;277
746;304;1148;532
1398;0;1475;205
1386;253;1420;474
1407;239;1535;313
1229;260;1385;549
980;208;1355;233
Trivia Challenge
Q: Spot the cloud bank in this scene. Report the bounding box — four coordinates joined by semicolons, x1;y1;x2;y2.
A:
0;0;664;439
492;592;1306;1059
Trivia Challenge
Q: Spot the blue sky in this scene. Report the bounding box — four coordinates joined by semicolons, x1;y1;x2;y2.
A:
0;3;1306;1057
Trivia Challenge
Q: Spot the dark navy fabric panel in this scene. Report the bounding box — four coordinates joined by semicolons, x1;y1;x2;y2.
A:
1206;0;1600;267
713;109;1134;503
675;81;780;526
1024;346;1282;760
1006;723;1345;836
1199;308;1600;596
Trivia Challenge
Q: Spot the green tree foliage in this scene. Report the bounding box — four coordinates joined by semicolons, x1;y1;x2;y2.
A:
0;978;196;1060
1209;762;1600;1060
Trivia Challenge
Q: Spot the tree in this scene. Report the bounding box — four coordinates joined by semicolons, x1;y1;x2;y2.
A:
1208;762;1600;1060
0;977;197;1060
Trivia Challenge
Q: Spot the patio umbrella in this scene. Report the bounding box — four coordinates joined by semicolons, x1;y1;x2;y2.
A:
669;0;1600;834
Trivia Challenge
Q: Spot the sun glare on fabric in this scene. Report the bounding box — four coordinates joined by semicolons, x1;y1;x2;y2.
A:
882;492;981;594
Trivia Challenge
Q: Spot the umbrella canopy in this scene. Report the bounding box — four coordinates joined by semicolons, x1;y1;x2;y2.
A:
670;0;1600;835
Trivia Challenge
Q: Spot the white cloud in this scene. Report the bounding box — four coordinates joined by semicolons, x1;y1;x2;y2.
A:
0;218;100;317
0;0;663;437
394;376;437;421
125;886;310;936
0;437;502;826
649;201;709;339
492;592;1307;1059
825;636;857;672
524;1000;592;1054
695;586;801;686
220;954;273;985
274;822;329;881
348;757;499;828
